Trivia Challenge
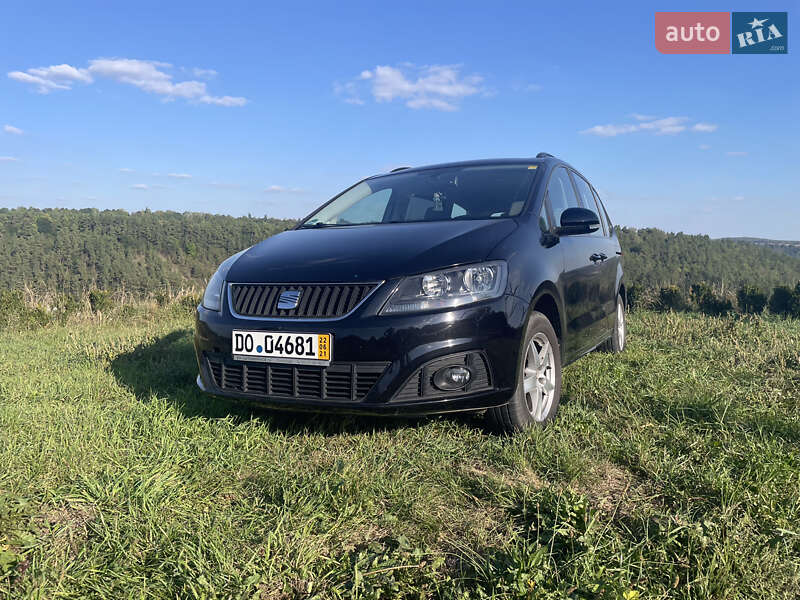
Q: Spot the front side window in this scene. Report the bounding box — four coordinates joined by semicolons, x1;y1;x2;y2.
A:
593;188;613;234
571;172;604;236
538;201;551;233
546;167;579;226
301;164;538;227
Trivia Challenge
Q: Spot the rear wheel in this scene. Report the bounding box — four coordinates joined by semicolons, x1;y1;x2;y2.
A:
601;294;626;353
487;311;561;433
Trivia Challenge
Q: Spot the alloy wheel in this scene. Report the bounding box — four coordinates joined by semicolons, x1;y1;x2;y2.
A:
522;332;556;421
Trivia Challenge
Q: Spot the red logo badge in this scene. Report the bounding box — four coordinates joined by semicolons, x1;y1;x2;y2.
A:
655;12;731;54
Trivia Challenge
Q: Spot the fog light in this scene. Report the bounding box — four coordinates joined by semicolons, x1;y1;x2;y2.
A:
432;365;472;390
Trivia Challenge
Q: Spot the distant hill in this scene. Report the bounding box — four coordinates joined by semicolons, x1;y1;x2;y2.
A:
722;237;800;259
1;208;799;295
608;227;800;292
0;207;295;295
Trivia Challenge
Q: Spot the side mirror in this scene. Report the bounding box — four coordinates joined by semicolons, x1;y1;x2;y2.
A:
558;207;600;236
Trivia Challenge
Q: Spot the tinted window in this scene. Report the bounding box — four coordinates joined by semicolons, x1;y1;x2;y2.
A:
547;167;579;226
593;188;613;234
571;172;604;236
404;195;436;220
336;188;391;224
539;202;551;233
589;187;609;235
302;164;538;227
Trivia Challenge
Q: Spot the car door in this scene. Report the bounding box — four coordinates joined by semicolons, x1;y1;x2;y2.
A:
591;185;622;333
570;170;617;339
546;166;603;358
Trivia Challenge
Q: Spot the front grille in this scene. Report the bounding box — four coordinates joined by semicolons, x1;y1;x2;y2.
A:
229;283;379;319
204;354;388;402
393;352;492;402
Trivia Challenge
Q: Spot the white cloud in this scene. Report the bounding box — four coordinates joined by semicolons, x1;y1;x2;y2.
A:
131;184;149;190
333;81;365;105
636;116;689;135
726;151;747;156
692;122;718;132
0;156;19;162
9;58;246;106
4;124;24;135
265;185;306;193
581;115;716;137
336;64;484;111
8;63;92;93
30;64;92;83
580;124;640;137
118;167;135;172
193;67;218;79
199;94;247;107
8;71;69;93
167;173;192;179
698;144;711;150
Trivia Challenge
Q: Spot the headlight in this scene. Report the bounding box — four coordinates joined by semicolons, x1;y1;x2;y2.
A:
202;249;247;311
381;261;507;315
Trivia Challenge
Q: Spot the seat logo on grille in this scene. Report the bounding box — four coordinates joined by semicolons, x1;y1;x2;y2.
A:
277;290;302;310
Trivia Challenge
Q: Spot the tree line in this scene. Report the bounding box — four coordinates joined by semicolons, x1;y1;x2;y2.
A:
1;208;800;317
0;207;294;295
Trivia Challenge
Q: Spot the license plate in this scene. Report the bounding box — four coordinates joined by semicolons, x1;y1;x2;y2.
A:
232;331;332;365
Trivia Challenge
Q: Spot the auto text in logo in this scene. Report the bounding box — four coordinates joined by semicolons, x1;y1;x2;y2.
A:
655;12;730;54
732;12;787;54
655;12;788;54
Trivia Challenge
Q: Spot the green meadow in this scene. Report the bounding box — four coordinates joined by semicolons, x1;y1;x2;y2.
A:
1;301;798;598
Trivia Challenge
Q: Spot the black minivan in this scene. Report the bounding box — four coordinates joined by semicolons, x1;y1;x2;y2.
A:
194;154;625;432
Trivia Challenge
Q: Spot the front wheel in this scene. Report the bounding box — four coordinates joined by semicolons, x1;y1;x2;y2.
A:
487;311;562;434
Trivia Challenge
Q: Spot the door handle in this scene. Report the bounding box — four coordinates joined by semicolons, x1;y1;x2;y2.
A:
590;253;607;263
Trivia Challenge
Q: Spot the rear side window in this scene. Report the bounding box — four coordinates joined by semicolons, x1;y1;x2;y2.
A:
547;167;579;226
570;172;605;236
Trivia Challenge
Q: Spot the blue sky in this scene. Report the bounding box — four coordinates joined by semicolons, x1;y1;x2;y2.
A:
1;1;797;238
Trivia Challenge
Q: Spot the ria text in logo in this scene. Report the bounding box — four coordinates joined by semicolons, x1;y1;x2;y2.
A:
277;290;302;310
732;12;787;54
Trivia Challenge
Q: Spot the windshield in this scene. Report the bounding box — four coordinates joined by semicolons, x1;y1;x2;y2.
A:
301;164;539;227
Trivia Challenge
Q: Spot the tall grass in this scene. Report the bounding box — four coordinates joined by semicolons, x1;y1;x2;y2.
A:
1;300;798;598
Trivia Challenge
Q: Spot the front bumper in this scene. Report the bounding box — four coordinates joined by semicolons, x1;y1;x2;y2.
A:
193;292;528;415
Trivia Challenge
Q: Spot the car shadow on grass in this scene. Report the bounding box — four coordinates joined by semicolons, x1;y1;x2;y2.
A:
109;328;462;436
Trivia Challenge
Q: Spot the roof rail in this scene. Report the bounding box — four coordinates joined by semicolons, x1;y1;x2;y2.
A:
536;152;555;159
390;166;412;172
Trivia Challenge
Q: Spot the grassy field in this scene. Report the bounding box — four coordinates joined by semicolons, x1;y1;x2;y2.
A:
1;302;798;598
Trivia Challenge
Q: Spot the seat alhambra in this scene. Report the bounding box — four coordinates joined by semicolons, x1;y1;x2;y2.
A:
194;154;625;432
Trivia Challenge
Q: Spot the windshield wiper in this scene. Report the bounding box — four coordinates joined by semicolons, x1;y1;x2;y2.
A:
300;222;336;228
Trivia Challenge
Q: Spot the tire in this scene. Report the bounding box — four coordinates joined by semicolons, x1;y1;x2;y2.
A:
487;311;562;434
600;294;626;353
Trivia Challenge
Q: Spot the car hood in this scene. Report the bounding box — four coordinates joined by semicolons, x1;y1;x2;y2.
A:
226;219;517;283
